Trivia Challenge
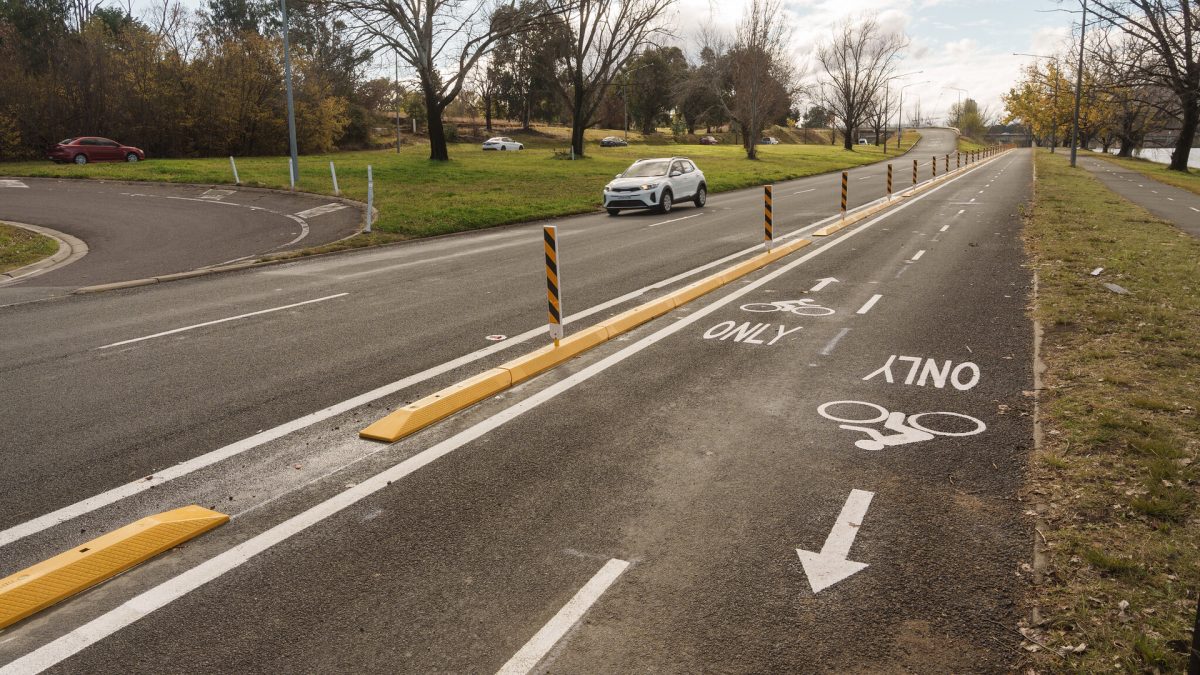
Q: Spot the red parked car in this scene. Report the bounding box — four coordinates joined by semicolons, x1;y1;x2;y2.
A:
48;137;145;164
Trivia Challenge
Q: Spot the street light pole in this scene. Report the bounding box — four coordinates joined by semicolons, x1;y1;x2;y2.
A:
896;78;928;148
1069;0;1088;167
280;0;299;187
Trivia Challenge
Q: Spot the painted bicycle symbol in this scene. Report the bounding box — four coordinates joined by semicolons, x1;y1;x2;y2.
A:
817;400;987;451
740;298;835;316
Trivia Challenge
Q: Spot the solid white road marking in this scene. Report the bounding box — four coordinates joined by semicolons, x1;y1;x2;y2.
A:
496;559;630;674
294;203;348;219
856;294;883;315
199;189;235;201
282;214;310;247
648;213;703;227
820;328;851;355
939;225;949;232
796;489;874;593
0;179;29;188
910;250;925;261
1;157;985;672
809;277;839;292
1191;207;1199;213
97;294;349;349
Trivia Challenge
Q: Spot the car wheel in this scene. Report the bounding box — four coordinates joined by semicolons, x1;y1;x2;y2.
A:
500;146;506;151
517;145;523;150
659;189;673;214
694;185;707;208
126;153;139;162
607;208;620;216
73;154;87;165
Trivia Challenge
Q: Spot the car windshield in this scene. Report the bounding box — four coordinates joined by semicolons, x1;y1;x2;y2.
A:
622;160;670;178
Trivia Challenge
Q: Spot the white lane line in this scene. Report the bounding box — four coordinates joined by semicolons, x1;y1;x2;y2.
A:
1191;207;1199;213
819;328;851;356
648;213;703;228
1151;190;1158;194
969;198;976;203
856;294;883;315
793;188;816;195
294;203;348;219
939;224;950;232
955;209;965;216
1;160;976;673
1167;197;1174;201
910;249;925;261
97;294;349;349
858;176;871;181
1;179;30;188
281;214;310;247
496;559;629;674
977;190;985;194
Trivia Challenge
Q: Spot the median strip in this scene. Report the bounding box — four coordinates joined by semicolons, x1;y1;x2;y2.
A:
0;505;228;630
360;236;814;442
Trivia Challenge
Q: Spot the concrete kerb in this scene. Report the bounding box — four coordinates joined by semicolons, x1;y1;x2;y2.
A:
359;148;1015;444
0;221;88;288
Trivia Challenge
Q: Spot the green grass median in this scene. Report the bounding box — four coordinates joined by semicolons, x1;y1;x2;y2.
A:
1025;150;1200;670
0;223;57;275
0;129;918;248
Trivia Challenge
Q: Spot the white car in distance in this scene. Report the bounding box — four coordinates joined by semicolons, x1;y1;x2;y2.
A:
603;157;707;216
482;136;523;151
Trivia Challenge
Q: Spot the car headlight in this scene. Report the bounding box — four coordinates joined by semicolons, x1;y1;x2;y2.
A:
640;183;659;190
604;183;613;191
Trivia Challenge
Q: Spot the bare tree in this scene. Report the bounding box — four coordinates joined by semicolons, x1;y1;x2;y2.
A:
817;17;907;150
703;0;798;159
554;0;674;158
1087;0;1198;171
324;0;566;160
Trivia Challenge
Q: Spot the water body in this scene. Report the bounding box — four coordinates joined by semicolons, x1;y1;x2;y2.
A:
1110;147;1200;169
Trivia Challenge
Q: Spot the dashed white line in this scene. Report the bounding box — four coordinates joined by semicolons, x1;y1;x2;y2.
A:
910;249;925;261
955;209;965;216
793;188;816;195
1191;207;1200;213
856;294;883;315
649;213;703;227
496;559;630;674
97;294;349;349
939;224;949;232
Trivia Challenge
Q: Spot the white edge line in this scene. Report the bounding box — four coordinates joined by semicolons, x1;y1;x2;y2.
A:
495;559;630;675
0;157;982;674
819;327;851;356
910;250;925;261
856;294;883;315
280;215;310;248
97;293;349;349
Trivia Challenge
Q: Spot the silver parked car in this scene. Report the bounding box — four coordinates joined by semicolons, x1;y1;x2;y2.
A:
602;157;707;216
482;136;523;151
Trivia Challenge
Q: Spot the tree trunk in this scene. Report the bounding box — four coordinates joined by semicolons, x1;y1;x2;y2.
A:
842;124;853;150
484;95;493;133
1168;95;1197;172
426;97;449;161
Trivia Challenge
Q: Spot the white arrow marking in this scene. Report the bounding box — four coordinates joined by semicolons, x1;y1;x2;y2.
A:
796;489;874;593
809;277;839;292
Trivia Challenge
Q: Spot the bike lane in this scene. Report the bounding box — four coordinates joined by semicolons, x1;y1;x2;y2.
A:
11;152;1032;673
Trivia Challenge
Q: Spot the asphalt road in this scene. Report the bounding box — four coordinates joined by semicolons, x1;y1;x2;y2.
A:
0;132;1037;672
0;178;362;302
1076;154;1200;237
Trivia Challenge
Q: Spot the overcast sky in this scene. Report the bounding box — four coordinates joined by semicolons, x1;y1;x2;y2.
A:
673;0;1079;124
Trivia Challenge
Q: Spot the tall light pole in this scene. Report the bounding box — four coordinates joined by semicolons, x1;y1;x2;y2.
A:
280;0;299;186
1015;53;1061;153
943;86;967;124
897;78;929;147
1069;0;1089;167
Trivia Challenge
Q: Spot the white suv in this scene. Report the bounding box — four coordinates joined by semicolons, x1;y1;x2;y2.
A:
603;157;707;216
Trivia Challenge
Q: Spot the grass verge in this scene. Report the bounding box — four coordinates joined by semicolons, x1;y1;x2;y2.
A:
1084;151;1200;197
0;223;57;275
0;128;918;244
1024;150;1200;670
957;136;987;152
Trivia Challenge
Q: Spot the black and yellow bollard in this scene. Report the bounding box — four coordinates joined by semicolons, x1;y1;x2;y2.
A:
944;154;949;174
932;156;937;178
886;163;892;199
544;225;562;342
763;185;774;250
956;151;961;169
912;159;918;186
840;171;848;219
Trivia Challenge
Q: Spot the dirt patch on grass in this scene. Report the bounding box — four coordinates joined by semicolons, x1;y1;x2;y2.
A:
0;222;57;275
1023;151;1200;670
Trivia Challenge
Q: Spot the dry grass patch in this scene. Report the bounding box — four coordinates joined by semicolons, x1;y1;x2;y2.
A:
1024;150;1200;671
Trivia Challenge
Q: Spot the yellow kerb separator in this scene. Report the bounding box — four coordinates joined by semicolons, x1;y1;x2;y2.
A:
0;505;228;630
